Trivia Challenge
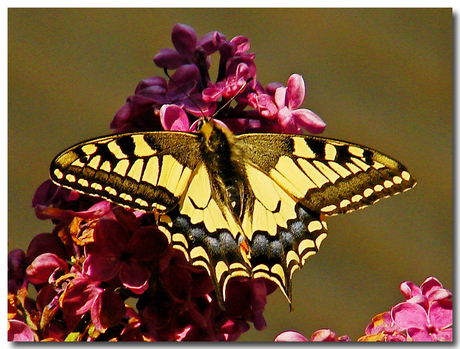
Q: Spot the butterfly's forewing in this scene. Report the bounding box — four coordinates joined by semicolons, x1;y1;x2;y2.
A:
50;132;201;213
237;133;417;216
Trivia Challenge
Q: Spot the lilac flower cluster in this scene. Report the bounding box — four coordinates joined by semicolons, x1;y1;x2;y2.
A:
358;277;452;341
273;277;452;342
111;23;325;134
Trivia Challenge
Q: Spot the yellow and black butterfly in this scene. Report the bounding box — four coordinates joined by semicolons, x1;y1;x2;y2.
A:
50;117;416;309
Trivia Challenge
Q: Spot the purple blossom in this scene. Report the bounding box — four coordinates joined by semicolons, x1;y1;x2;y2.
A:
202;61;254;103
359;277;452;342
112;24;323;136
83;208;169;294
249;74;326;134
391;277;452;341
153;23;226;73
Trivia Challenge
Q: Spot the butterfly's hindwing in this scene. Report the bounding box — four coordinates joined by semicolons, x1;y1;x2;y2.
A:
248;204;328;303
158;207;252;307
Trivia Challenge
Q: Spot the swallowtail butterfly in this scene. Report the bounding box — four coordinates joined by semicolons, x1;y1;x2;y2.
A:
50;117;416;308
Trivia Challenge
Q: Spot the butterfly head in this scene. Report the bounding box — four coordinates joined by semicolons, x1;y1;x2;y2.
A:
195;117;214;137
196;117;236;154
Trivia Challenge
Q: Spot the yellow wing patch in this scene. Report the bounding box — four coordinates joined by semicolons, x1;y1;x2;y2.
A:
244;163;298;237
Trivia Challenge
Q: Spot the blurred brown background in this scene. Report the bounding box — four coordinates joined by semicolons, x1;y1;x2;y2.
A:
8;8;452;341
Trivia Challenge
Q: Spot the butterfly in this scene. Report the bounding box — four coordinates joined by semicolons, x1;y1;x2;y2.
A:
50;117;416;309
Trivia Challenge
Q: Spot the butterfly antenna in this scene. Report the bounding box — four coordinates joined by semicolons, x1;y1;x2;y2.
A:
164;68;207;118
213;77;253;117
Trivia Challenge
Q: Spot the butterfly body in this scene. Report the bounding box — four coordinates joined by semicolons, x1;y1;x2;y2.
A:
50;118;416;308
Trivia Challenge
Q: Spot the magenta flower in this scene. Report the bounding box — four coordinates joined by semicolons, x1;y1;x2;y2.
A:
202;61;254;104
391;277;452;341
26;253;69;286
247;74;325;134
83;209;169;294
359;277;452;342
274;74;326;134
112;23;323;136
153;23;225;73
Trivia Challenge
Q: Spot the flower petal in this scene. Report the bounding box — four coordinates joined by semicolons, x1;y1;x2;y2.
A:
93;218;130;254
8;319;35;341
60;277;102;315
312;330;351;341
364;311;399;335
25;233;68;266
153;47;185;69
400;280;422;300
202;82;225;103
274;86;287;109
171;23;197;56
420;276;451;302
286;74;306;110
197;30;226;55
91;288;126;331
432;328;453;341
428;299;452;329
135;76;167;94
274;330;308;342
407;327;432;341
83;253;121;282
119;262;150;294
277;107;298;133
127;226;168;261
26;253;68;285
247;93;278;119
160;104;190;131
292;108;326;134
428;288;452;302
230;35;250;54
392;302;428;330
